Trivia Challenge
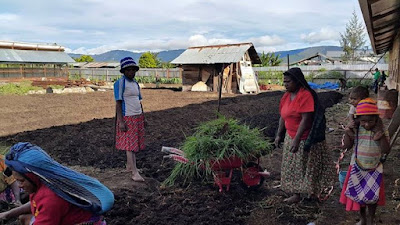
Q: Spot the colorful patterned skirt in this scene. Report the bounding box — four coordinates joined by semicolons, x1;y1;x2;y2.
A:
115;114;145;152
281;134;335;195
339;165;385;211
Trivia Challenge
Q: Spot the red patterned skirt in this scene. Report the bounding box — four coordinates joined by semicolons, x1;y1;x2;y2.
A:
339;165;385;211
115;114;145;152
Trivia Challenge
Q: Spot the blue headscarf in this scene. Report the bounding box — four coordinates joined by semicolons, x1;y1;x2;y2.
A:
6;142;114;214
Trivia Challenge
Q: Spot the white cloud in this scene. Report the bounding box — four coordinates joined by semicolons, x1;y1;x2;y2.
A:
0;13;18;21
249;35;285;46
2;0;363;54
301;28;339;44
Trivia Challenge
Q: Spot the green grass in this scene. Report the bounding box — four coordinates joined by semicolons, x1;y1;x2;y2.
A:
0;81;43;95
0;142;11;156
163;115;272;186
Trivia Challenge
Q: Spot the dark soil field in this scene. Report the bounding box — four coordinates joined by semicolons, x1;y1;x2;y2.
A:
0;89;399;225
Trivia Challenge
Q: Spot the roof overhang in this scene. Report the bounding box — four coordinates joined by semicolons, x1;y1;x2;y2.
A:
359;0;400;54
0;48;75;64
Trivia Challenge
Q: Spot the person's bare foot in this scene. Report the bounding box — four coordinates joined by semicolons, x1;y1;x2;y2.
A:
355;219;366;225
283;194;301;204
132;173;145;182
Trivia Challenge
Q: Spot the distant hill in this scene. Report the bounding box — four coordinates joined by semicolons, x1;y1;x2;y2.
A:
69;49;184;63
68;46;343;64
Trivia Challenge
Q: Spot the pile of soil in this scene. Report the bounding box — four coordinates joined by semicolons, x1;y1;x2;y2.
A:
0;90;345;224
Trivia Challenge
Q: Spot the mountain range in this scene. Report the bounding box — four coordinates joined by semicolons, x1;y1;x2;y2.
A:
68;46;343;64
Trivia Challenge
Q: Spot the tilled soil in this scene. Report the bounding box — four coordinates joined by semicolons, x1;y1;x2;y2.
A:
2;89;398;225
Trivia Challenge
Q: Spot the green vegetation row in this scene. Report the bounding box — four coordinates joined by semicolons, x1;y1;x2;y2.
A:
0;81;64;95
257;69;373;88
69;73;182;84
0;81;43;95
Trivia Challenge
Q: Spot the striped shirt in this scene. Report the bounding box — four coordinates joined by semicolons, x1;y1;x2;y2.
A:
351;127;387;169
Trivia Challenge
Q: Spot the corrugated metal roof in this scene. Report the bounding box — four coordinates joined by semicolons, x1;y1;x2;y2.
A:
83;62;120;68
0;48;74;64
171;43;261;64
70;62;88;67
359;0;400;54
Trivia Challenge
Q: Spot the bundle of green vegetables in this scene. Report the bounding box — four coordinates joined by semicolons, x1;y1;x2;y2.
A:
163;116;272;186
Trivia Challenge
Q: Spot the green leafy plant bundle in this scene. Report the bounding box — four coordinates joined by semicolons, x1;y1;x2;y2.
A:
163;116;272;186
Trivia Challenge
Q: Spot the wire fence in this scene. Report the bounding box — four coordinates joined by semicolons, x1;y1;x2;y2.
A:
68;68;182;81
0;64;388;82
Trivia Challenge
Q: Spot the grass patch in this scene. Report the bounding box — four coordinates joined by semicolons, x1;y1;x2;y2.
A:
0;142;11;156
0;81;43;95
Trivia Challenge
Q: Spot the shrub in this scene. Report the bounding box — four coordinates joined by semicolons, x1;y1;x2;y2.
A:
346;79;373;88
257;71;283;80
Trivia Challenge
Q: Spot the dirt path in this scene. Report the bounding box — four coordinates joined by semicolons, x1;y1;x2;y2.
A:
0;89;399;225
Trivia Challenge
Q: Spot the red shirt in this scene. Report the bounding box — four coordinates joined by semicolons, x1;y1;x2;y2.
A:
279;87;314;140
30;183;93;225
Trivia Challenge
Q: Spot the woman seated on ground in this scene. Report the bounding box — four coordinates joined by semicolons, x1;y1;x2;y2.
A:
0;142;114;225
274;67;334;204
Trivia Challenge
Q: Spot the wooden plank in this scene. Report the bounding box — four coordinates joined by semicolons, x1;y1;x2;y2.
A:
390;124;400;148
201;69;211;83
227;63;233;93
388;106;400;138
213;74;218;92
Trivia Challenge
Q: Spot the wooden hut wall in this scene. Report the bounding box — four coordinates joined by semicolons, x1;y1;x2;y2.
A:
181;65;216;91
181;62;242;93
388;32;400;93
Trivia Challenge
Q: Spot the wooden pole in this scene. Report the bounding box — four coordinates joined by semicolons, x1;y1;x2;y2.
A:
217;64;224;113
287;54;290;70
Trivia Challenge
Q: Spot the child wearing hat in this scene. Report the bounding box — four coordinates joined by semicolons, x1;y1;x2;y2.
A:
340;98;390;225
114;57;146;182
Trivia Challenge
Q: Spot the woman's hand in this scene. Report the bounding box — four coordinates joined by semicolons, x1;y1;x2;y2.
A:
344;127;355;138
274;136;281;149
0;211;9;220
290;138;300;153
346;120;355;129
118;121;127;132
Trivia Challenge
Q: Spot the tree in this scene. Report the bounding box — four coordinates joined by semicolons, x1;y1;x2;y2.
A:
160;61;175;68
339;10;366;63
259;52;282;67
139;52;157;68
74;55;94;62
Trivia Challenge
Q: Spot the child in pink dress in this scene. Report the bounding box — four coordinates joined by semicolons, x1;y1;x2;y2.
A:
340;98;390;225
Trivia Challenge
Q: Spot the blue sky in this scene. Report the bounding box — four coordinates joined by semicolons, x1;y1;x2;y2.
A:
0;0;367;54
